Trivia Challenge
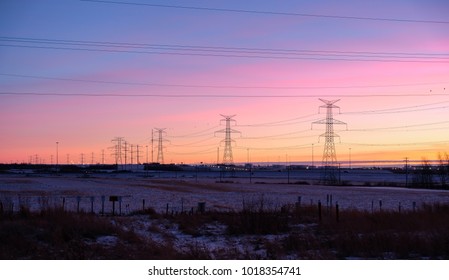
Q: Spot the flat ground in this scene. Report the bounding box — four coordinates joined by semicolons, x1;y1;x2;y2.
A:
1;172;448;213
2;172;449;259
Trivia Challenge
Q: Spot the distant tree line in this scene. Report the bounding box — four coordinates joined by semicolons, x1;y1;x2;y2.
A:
411;153;449;189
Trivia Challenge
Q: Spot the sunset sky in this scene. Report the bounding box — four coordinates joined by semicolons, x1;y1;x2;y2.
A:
1;0;448;165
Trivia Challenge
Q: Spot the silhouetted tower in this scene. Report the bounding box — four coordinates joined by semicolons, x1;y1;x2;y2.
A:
215;115;240;164
154;128;166;164
312;99;347;184
111;137;125;166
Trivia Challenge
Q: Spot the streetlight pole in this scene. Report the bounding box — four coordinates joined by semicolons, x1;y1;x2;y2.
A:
312;143;314;168
349;147;352;169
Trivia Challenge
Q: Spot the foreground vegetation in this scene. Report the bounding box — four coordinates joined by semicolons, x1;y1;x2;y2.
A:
1;202;449;259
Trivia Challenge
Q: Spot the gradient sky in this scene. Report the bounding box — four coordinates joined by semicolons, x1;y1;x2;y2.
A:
0;0;448;165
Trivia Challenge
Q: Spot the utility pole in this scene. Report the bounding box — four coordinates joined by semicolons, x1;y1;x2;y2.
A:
56;141;59;167
102;149;105;164
349;147;352;169
80;153;84;165
217;147;219;165
124;141;128;166
312;143;314;168
405;157;409;187
215;115;240;165
151;130;154;163
312;99;347;184
146;145;148;164
137;145;140;164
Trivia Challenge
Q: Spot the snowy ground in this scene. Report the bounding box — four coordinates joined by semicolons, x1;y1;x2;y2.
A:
1;171;449;214
2;171;449;259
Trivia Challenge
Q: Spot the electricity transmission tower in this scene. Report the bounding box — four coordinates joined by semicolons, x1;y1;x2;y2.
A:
111;137;125;167
154;128;166;164
215;115;240;165
312;99;347;184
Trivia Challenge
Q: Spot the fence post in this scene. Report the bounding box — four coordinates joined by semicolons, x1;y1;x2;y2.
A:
413;201;416;212
166;203;169;215
76;196;81;213
62;197;66;211
398;202;402;213
101;195;105;215
379;200;382;212
295;196;302;211
90;196;94;214
142;199;146;212
198;202;206;214
119;196;122;216
336;202;339;223
318;200;322;222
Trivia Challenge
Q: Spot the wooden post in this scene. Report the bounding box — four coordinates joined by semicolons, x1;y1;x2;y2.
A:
166;203;169;215
109;196;118;216
379;200;382;211
398;202;402;213
90;196;94;214
76;196;81;213
295;196;302;211
371;200;374;214
142;199;146;212
62;197;65;211
318;200;322;222
119;196;122;215
101;195;105;215
413;201;416;212
198;202;206;214
336;203;339;223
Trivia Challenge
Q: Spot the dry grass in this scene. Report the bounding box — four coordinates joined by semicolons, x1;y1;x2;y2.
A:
0;208;183;259
2;202;449;259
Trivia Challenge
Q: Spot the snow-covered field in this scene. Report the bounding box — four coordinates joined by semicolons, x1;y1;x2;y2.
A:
1;171;449;214
3;171;449;259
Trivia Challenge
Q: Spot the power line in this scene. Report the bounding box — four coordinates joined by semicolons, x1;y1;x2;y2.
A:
342;140;449;147
81;0;449;24
2;43;446;63
1;36;447;58
347;120;449;132
235;143;315;151
2;91;449;98
1;38;447;63
169;126;220;138
344;99;449;115
1;72;446;90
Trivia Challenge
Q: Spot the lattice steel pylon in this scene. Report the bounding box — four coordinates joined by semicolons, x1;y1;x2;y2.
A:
312;99;347;184
215;115;240;165
154;128;166;164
